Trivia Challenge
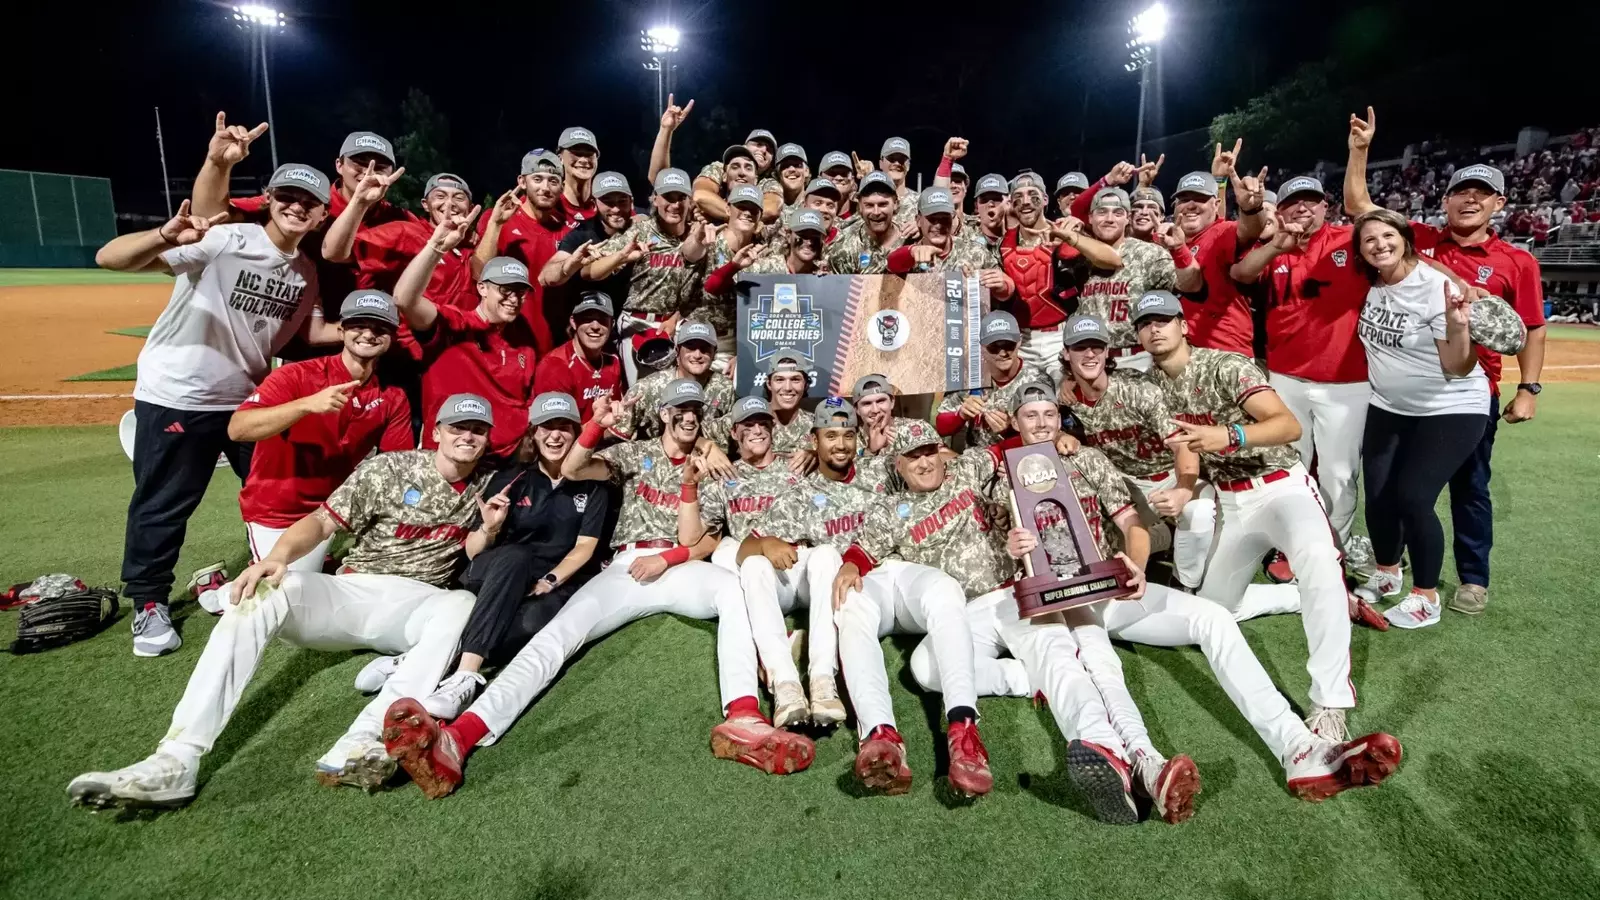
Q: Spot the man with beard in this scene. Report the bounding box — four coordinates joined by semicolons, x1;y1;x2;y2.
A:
539;171;637;337
533;290;624;425
69;396;496;808
826;172;904;274
95;164;337;656
610;322;737;440
877;136;920;227
380;381;813;798
1169;143;1271;357
476;150;570;355
694;134;784;223
557;127;601;227
935;311;1049;449
1054;172;1091;217
1071;187;1179;371
1343;107;1546;616
886;188;1014;299
851;373;927;459
820;151;860;230
687;184;766;367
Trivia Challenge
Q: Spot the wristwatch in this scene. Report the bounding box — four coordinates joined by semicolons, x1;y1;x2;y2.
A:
541;573;560;588
1517;382;1542;395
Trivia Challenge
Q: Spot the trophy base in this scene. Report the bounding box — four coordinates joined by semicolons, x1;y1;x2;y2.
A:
1014;559;1136;618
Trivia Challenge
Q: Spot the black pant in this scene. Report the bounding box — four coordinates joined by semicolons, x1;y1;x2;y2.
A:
1362;405;1486;591
121;401;252;607
459;544;576;663
1447;392;1499;588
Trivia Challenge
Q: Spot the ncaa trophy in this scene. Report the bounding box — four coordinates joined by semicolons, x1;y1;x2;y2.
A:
1003;443;1134;617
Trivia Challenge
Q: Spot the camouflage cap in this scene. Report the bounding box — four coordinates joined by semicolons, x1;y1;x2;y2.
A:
662;378;707;409
731;396;774;424
1468;295;1528;355
1062;314;1111;346
528;392;581;426
888;419;941;456
1056;172;1090;193
437;393;494;426
1008;381;1058;415
812;396;858;430
852;373;893;401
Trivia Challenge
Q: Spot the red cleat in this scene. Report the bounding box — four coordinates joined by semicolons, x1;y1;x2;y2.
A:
710;714;815;775
380;698;464;799
1066;739;1139;824
855;726;913;795
1288;732;1403;801
1137;753;1202;824
946;720;994;797
1264;550;1295;584
1349;591;1390;631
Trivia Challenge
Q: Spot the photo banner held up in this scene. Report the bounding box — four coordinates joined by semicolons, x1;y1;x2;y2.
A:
734;272;988;396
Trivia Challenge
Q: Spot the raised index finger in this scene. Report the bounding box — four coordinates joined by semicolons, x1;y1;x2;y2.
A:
1230;139;1242;158
216;111;227;132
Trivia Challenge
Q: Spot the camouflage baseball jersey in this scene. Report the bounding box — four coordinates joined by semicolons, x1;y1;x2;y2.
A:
594;438;692;547
901;236;995;275
957;223;1003;269
595;216;705;318
1077;238;1177;349
610;368;737;440
1059;370;1177;478
698;458;802;540
322;449;493;587
1025;447;1138;574
859;415;928;458
703;406;813;454
696;161;783;198
936;364;1051;449
826;223;902;274
892;189;921;227
684;230;754;336
1146;347;1299;483
855;447;1016;598
754;467;892;552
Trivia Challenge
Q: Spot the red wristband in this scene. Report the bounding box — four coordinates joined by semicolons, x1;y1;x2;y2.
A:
936;156;954;178
679;482;698;503
1168;242;1195;268
661;546;691;566
842;545;877;577
578;421;605;450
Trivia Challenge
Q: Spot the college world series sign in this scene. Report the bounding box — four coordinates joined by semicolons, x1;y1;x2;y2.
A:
735;272;989;396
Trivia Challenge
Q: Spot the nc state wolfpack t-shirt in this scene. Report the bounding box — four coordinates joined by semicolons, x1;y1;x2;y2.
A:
139;224;320;410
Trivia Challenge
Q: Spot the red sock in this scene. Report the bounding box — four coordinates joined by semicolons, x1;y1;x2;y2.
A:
725;695;766;722
445;712;490;752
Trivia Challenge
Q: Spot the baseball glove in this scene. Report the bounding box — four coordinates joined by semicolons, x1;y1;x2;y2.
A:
9;587;119;654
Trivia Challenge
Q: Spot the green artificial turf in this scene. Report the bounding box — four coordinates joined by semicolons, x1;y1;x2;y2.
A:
1546;323;1600;343
2;387;1598;900
107;326;152;338
64;364;138;382
0;268;172;287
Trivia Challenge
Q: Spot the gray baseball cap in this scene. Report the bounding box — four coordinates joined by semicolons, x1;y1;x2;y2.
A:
1056;172;1090;193
722;143;756;165
1063;314;1111;346
1090;187;1131;211
1173;171;1216;199
1131;290;1185;324
776;142;807;165
339;290;400;328
812;396;858;430
1010;172;1048;195
558;127;598;151
1277;176;1325;204
675;320;717;347
423;172;471;198
266;164;332;204
662;378;706;408
979;311;1022;345
767;349;811;375
727;184;764;209
950;163;968;182
654;167;692;196
853;373;892;401
731;396;774;424
746;129;778;149
1132;186;1165;211
572;290;615;318
593;171;632;198
480;256;532;287
1008;381;1057;415
790;208;827;235
976;173;1008;197
339;131;395;164
1262;189;1278;205
436;393;494;426
880;137;911;159
919;186;956;216
858;171;896;197
805;177;841;200
521;149;564;177
1447;164;1506;195
528;392;581;426
888;420;941;456
820;151;853;174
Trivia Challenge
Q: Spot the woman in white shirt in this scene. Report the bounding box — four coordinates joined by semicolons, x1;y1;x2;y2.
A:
1353;209;1489;629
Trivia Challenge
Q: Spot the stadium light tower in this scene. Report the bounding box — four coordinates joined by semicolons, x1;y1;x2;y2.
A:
1124;3;1168;161
231;4;287;169
641;26;681;115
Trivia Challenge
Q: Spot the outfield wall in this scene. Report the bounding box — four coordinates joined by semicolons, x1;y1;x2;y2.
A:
0;169;116;268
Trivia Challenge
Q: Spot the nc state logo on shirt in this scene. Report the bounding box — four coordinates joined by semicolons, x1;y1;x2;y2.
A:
1331;250;1348;267
1476;265;1494;284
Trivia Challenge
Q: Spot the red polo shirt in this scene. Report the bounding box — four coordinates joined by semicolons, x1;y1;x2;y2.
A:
1180;219;1254;356
560;192;599;229
236;355;414;529
419;305;540;459
477;204;568;354
1263;223;1369;383
533;339;624;424
1412;224;1545;395
350;217;478;361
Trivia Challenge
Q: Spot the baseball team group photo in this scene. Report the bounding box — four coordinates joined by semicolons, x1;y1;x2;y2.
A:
3;2;1598;899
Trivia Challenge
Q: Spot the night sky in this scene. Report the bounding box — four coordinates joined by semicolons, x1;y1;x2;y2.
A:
5;0;1595;218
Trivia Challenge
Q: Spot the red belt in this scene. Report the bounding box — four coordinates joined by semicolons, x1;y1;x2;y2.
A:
1109;346;1143;358
1213;469;1291;493
1134;472;1170;482
616;539;675;552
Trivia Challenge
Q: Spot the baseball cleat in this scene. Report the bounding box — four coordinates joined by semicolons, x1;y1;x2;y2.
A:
1066;740;1139;825
185;562;229;599
132;604;181;657
808;676;847;728
1263;550;1294;584
1449;583;1488;616
854;726;913;795
710;714;815;775
1366;567;1405;598
1286;732;1403;801
1384;591;1441;630
772;680;810;730
313;737;396;792
354;654;404;693
1304;706;1349;743
1349;590;1390;631
68;752;197;810
381;698;464;799
946;720;993;797
421;670;486;720
1134;753;1201;824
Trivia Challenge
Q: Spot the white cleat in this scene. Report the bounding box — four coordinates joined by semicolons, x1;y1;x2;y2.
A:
132;605;181;657
1304;706;1350;743
772;680;810;729
1285;732;1403;801
808;676;847;728
69;752;197;809
313;735;394;792
421;670;487;720
354;654;404;693
1384;591;1441;630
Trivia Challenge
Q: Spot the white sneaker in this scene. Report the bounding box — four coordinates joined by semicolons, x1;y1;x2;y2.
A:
1366;568;1405;598
1384;591;1441;630
1304;706;1349;743
132;605;181;657
68;752;197;809
772;680;809;729
313;734;394;792
808;676;847;727
421;670;486;720
354;654;404;693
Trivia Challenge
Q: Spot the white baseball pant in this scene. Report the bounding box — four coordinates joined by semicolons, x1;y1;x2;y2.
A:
1126;471;1216;590
732;542;842;686
467;548;755;744
834;561;977;738
1020;326;1064;384
157;572;474;763
1268;373;1370;543
245;521;333;572
1197;464;1356;709
1110;349;1153;373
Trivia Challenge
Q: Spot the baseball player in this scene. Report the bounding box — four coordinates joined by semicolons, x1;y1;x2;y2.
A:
1167;142;1271;356
94;163;340;657
1069;186;1179;371
540;170;635;328
773;143;811;214
826;172;905;274
684;184;766;365
876;136;921;226
531;290;625;425
791;178;843;240
851;374;926;459
324;170;476;306
935;311;1051;450
67;395;499;809
474;149;571;354
556;126;601;227
1129;186;1166;242
693;131;784;223
610;322;736;440
819;151;860;229
704;351;814;456
197;290;414;614
704;209;829;295
886;188;1013;294
379;381;812;799
1054;172;1091;217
